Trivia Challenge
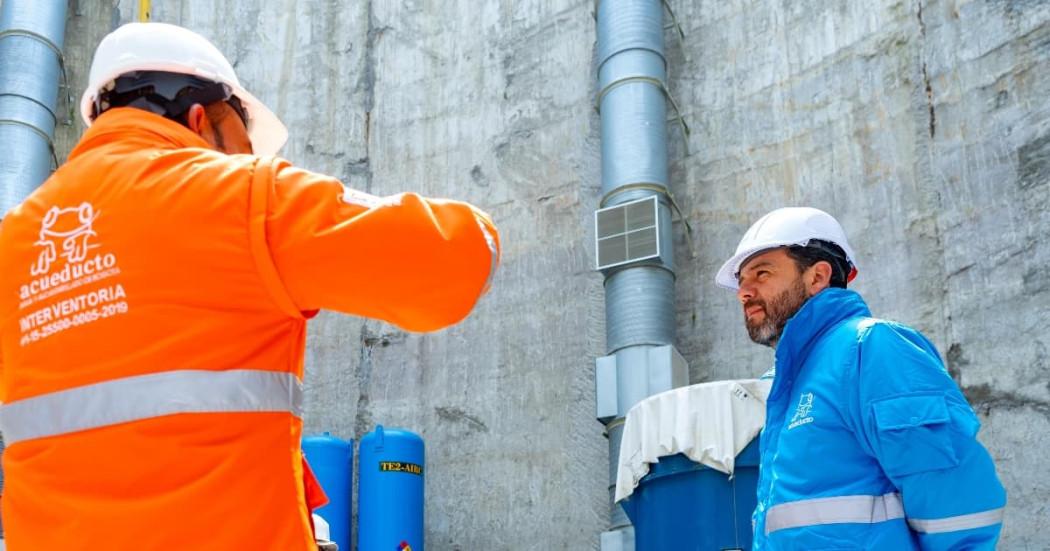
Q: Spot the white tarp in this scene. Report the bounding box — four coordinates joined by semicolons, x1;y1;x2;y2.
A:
614;378;771;502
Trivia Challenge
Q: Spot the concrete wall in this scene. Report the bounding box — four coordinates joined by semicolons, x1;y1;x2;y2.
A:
44;0;1050;548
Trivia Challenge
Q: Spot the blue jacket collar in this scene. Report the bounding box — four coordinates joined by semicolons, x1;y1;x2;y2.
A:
770;288;871;400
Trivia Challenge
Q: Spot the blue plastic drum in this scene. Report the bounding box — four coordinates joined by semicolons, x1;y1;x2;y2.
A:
302;432;354;551
621;438;761;550
358;425;425;551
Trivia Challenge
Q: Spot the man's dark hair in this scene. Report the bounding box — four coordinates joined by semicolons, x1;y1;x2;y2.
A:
785;240;852;288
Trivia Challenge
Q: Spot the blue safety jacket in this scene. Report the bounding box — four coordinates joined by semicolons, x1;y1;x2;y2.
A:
752;288;1006;550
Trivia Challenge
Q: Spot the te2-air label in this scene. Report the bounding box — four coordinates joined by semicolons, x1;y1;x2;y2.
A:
380;461;423;476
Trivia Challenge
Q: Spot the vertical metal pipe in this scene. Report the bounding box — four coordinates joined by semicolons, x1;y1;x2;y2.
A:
595;1;678;549
0;0;69;215
606;421;631;529
597;0;668;200
605;265;676;353
0;1;68;537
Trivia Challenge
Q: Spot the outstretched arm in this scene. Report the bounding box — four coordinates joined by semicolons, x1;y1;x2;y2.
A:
255;159;500;332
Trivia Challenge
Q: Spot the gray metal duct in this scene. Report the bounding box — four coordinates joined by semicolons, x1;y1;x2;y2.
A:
0;0;69;537
594;1;687;549
0;0;69;215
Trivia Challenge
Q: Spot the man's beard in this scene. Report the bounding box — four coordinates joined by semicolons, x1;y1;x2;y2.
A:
744;277;809;348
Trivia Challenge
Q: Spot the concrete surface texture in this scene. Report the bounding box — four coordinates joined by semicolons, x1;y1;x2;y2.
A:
36;0;1050;548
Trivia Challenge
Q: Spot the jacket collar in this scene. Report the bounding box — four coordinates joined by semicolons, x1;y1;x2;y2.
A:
769;288;871;400
68;107;213;161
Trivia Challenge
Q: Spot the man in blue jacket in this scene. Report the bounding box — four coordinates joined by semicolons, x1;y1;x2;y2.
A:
716;207;1006;550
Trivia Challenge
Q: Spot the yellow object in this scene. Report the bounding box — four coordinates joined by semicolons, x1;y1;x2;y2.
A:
138;0;151;22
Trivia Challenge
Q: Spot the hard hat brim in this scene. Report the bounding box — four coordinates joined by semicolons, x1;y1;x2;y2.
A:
234;87;288;156
715;243;795;291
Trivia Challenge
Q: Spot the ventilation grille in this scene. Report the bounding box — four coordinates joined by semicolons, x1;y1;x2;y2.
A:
595;196;660;270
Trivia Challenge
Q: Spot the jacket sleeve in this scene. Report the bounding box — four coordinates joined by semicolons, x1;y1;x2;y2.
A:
852;322;1006;550
257;158;500;332
0;219;5;404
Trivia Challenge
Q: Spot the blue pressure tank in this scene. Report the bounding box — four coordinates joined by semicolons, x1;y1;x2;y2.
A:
302;432;353;551
621;438;761;550
358;425;424;551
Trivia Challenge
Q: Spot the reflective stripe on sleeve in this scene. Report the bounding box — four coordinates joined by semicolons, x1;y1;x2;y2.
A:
0;369;303;445
765;493;905;534
907;507;1005;534
476;215;499;292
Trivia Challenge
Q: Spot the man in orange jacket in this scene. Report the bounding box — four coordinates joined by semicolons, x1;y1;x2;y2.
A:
0;22;500;550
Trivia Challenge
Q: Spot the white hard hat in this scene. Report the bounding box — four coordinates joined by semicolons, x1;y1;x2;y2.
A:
715;207;858;290
80;22;288;156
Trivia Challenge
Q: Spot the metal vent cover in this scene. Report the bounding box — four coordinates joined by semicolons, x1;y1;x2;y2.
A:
595;195;660;270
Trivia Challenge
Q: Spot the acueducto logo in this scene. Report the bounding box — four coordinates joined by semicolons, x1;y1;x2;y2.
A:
17;202;131;347
788;392;815;430
31;202;100;275
19;202;118;303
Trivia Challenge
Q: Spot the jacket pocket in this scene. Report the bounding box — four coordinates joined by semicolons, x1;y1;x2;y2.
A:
871;392;959;478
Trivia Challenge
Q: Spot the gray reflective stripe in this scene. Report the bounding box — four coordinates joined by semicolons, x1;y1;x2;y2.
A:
765;493;905;535
0;369;303;445
908;507;1005;534
476;216;499;290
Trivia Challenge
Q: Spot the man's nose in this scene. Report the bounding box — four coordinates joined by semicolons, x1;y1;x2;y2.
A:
737;281;755;304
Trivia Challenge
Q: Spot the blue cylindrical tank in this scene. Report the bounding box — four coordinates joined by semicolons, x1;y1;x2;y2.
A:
302;432;354;551
358;425;424;551
621;438;761;550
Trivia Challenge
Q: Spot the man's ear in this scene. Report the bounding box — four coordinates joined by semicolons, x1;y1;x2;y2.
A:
186;103;207;134
806;260;833;296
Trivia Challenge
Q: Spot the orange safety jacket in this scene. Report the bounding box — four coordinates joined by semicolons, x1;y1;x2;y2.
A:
0;108;499;550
